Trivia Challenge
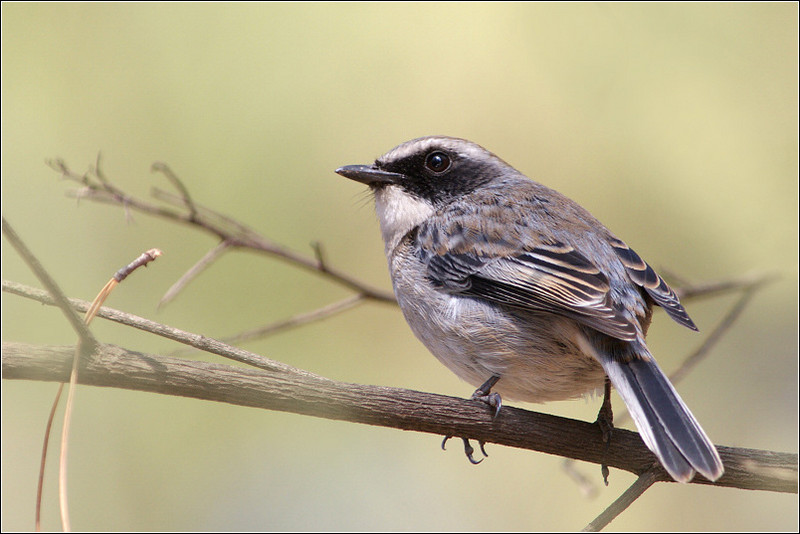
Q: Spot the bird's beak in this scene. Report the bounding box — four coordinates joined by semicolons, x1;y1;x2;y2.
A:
335;165;405;187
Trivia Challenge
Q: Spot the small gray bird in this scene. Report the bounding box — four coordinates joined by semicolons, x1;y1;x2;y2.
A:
335;136;724;483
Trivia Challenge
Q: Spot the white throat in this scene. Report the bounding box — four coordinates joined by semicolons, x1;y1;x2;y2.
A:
373;185;435;254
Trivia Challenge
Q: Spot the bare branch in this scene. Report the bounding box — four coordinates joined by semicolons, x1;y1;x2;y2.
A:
672;270;778;301
51;159;395;303
669;283;763;386
5;275;795;495
4;341;797;494
2;279;318;377
49;158;774;310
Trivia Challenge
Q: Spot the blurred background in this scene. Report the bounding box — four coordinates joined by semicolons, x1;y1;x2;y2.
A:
2;3;797;531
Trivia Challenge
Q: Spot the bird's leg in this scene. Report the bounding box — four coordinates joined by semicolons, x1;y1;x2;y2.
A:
595;376;614;485
596;377;614;440
441;375;501;465
471;374;503;419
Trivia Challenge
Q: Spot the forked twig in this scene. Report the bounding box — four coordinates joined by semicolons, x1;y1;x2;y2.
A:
64;249;162;531
151;162;197;219
50;158;395;304
2;218;96;531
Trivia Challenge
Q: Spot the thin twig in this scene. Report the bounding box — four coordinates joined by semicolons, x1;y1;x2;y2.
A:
12;157;789;530
59;363;78;531
581;468;660;532
222;294;365;344
170;294;366;355
159;240;231;308
151;162;197;219
55;157;762;310
669;284;762;385
1;218;95;347
1;218;94;531
672;270;778;301
620;278;767;429
2;279;317;377
92;152;112;188
562;458;601;499
311;241;328;272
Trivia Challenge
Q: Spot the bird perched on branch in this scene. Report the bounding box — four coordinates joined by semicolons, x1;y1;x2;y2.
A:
336;136;723;483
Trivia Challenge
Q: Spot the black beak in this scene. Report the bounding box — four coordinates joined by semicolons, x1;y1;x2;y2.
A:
335;165;405;186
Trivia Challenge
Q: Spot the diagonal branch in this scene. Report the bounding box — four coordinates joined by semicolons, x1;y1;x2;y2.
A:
2;279;309;376
158;239;233;308
205;293;366;348
151;162;198;219
1;218;95;348
3;341;797;494
582;468;660;531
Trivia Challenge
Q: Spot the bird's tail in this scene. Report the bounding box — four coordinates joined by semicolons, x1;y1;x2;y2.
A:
601;355;724;483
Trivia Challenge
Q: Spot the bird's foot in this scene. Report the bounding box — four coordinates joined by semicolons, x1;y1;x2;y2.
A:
440;375;502;465
471;374;502;419
442;435;489;465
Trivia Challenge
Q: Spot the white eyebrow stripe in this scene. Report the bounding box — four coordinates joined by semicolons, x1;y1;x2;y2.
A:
379;136;497;166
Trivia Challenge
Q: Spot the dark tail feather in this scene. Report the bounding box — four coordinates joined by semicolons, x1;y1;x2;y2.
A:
602;356;724;483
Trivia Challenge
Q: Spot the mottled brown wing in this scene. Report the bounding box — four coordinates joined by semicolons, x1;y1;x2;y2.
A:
425;241;640;341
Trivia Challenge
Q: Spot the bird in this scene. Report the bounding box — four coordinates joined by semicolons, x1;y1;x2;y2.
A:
334;135;724;483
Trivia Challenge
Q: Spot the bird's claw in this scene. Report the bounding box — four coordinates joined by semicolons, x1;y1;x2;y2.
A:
440;375;500;465
471;375;503;419
472;391;503;419
442;435;489;465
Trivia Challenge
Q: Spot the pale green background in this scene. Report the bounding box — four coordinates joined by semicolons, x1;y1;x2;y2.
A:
2;3;797;531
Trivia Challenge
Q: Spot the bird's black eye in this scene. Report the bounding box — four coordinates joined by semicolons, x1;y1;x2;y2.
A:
425;151;451;173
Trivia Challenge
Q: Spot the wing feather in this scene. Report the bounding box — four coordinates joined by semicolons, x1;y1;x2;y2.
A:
425;241;639;341
608;237;697;331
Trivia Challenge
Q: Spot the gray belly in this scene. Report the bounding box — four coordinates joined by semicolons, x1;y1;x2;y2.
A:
394;275;607;404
